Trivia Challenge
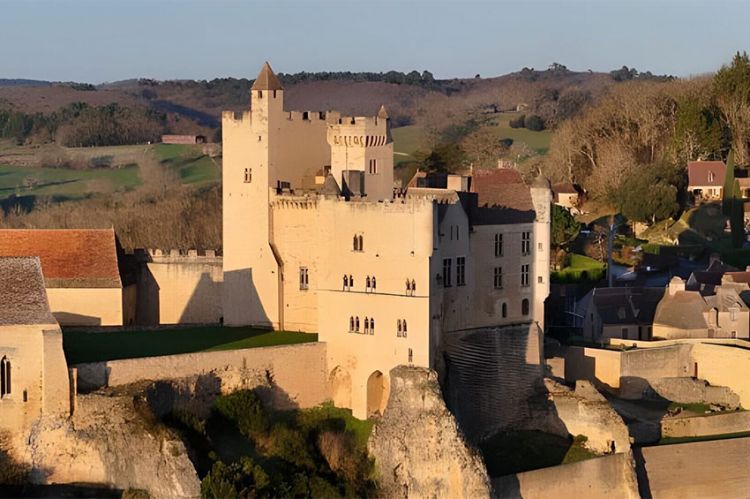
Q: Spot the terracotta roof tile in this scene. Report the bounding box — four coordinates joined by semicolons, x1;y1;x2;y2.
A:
470;168;535;225
0;229;121;288
0;257;57;326
687;161;726;187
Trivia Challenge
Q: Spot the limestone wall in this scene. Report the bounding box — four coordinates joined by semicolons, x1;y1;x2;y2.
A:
74;343;328;409
136;252;223;325
620;344;693;379
492;453;639;499
639;437;750;498
662;410;750;438
691;343;750;408
563;346;621;389
46;287;124;326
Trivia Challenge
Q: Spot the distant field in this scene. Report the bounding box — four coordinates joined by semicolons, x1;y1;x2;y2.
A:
0;142;219;202
391;125;426;165
0;163;140;201
154;143;220;185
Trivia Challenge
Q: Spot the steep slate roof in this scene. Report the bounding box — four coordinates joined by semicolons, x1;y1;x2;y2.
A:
654;291;709;332
687;161;726;187
251;62;283;91
592;287;665;326
0;257;56;326
0;229;122;288
470;168;535;225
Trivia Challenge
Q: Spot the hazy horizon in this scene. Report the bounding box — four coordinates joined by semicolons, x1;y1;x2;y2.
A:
1;0;748;83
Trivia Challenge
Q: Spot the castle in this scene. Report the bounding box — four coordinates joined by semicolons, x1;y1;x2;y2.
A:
221;62;551;418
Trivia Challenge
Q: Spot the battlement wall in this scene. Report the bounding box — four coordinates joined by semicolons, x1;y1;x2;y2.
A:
222;110;252;124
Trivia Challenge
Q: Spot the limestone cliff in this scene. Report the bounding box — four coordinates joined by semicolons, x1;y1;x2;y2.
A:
368;366;490;499
26;391;200;499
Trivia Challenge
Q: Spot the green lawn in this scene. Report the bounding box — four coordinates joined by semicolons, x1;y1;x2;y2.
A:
552;253;606;283
391;125;426;165
483;112;552;155
0;163;140;201
63;326;318;364
154;143;219;185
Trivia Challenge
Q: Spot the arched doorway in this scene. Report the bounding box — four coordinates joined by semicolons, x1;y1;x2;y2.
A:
329;366;352;409
367;370;386;418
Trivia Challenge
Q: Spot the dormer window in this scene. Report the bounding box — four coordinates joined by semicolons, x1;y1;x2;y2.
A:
708;171;715;182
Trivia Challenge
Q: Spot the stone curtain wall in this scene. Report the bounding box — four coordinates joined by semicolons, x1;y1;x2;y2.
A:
691;343;750;408
493;453;639;499
442;324;543;440
75;343;329;409
662;410;750;438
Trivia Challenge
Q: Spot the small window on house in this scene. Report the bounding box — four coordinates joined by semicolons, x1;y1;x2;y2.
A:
443;258;452;287
0;357;10;398
538;276;543;284
494;233;503;257
502;302;507;318
273;90;277;98
521;264;530;287
494;267;503;289
364;317;370;334
538;242;543;251
622;327;628;337
521;299;529;316
397;319;403;337
456;256;466;286
258;90;263;98
244;168;252;183
258;135;262;142
302;111;309;120
521;232;531;255
299;267;309;290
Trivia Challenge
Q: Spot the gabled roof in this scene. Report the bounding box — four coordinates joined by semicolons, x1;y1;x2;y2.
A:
0;229;122;288
654;290;708;331
470;168;535;225
552;182;578;194
592;287;665;326
687;161;726;187
0;257;56;326
251;62;283;91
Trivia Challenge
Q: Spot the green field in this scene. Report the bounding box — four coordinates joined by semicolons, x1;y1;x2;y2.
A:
483;112;552;155
153;143;220;185
551;253;606;283
0;163;140;201
62;326;317;364
391;125;426;165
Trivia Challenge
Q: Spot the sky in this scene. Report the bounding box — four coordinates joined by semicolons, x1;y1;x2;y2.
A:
1;0;748;83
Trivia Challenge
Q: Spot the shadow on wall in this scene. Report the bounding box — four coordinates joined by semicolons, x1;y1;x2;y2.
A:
135;264;160;325
223;268;272;327
179;272;222;324
53;312;102;327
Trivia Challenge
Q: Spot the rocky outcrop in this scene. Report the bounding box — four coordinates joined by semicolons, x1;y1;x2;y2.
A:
368;366;490;499
26;391;200;499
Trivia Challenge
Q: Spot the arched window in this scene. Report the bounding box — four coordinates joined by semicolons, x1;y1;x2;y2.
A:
411;279;416;295
349;316;354;332
406;279;411;294
355;317;360;332
522;299;529;316
502;302;507;318
364;317;370;334
353;235;358;251
403;320;408;337
343;275;349;289
397;319;402;336
358;235;363;252
370;318;375;334
0;357;10;398
366;276;371;290
372;276;376;290
408;348;413;364
349;275;354;288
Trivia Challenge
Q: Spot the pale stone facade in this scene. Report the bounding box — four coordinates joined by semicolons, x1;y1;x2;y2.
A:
222;63;551;418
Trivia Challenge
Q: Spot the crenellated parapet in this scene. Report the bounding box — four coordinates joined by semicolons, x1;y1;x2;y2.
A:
327;113;391;149
133;248;223;263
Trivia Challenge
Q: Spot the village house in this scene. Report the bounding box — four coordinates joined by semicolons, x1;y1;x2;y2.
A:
581;287;664;341
551;182;582;211
687;160;726;203
0;229;136;327
221;62;551;418
0;257;70;434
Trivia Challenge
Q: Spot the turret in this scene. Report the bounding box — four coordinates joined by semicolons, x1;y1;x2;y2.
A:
530;172;552;331
251;61;284;125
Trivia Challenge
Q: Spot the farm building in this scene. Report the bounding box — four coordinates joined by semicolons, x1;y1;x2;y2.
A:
161;134;207;145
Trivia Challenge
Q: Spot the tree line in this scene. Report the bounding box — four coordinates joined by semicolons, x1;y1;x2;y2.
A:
0;102;166;147
544;51;750;225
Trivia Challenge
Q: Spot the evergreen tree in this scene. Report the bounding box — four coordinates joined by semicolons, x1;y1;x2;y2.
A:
731;179;746;248
723;150;736;216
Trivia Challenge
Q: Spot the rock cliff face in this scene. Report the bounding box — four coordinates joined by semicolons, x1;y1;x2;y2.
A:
26;390;200;499
368;366;490;499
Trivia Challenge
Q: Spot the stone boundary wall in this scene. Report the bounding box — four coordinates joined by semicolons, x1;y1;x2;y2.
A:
609;337;750;349
74;342;329;409
662;410;750;438
492;453;639;499
563;346;621;389
691;343;750;408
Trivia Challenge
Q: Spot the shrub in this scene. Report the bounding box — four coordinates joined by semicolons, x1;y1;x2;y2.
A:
214;390;269;437
524;114;545;131
509;114;526;128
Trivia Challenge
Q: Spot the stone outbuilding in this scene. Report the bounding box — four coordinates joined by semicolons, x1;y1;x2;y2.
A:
0;257;70;433
0;229;136;326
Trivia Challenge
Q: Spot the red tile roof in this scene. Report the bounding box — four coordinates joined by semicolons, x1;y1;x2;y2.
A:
0;229;121;288
469;168;535;224
687;161;726;187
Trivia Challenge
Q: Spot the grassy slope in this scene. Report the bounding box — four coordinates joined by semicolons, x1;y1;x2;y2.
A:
63;326;317;364
153;143;219;185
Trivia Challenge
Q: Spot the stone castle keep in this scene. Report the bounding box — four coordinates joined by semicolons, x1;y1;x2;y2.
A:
220;62;552;419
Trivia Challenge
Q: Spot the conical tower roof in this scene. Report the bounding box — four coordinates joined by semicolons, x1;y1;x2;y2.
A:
377;105;389;119
251;62;283;91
